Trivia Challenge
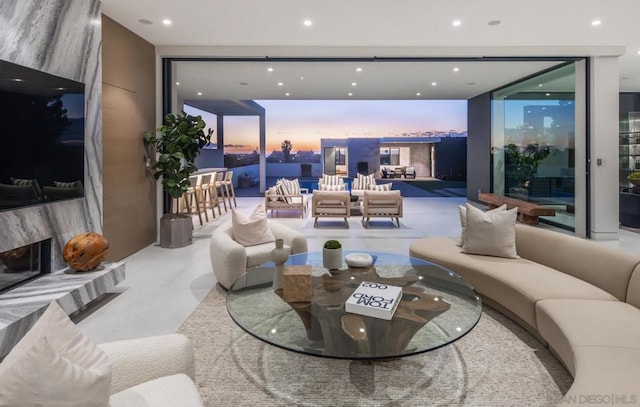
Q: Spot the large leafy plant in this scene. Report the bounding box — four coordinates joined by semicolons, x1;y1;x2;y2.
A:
504;143;551;188
143;111;213;213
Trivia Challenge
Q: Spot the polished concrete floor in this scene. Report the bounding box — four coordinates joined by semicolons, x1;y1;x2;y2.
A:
76;197;640;344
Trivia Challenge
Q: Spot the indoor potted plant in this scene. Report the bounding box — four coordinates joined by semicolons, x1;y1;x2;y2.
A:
143;111;213;248
322;239;342;270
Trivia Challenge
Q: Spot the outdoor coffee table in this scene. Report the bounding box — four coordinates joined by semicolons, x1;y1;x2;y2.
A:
226;251;481;360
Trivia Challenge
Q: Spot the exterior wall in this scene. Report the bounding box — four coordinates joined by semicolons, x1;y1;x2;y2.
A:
102;15;156;260
0;0;102;268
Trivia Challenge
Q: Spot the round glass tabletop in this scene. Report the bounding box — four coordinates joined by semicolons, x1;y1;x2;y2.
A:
227;250;482;360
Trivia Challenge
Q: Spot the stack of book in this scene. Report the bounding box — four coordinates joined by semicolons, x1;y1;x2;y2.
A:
345;281;402;320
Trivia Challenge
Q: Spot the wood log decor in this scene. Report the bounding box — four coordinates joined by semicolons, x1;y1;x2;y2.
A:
63;233;109;271
276;265;451;358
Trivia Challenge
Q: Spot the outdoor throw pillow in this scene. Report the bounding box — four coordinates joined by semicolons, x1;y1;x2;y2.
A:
319;184;346;191
231;203;275;247
462;202;518;258
369;183;392;191
0;301;112;407
458;203;506;247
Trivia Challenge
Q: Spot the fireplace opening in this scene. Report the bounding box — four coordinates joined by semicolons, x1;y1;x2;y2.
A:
0;239;51;294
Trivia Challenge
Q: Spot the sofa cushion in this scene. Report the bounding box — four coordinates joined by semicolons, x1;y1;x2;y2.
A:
562;347;640;403
462;203;518;258
536;299;640;374
626;266;640;308
231;203;275;247
409;237;619;330
0;302;111;407
110;374;203;407
515;224;640;301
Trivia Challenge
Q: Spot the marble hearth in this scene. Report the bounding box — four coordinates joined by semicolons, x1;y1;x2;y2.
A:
0;262;125;358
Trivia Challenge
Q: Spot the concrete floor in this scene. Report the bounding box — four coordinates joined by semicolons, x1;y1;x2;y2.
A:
76;196;640;344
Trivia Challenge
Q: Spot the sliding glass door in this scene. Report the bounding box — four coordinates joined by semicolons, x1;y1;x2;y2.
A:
491;64;579;230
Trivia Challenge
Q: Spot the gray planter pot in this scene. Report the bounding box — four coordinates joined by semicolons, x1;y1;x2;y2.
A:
160;215;193;248
323;247;343;270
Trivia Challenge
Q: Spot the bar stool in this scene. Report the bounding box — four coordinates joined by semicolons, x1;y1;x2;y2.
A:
200;172;222;219
222;170;237;208
181;175;205;225
214;171;228;212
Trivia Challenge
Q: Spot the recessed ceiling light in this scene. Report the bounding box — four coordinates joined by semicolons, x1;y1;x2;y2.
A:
453;67;459;72
431;82;437;86
351;82;357;86
303;19;312;27
538;84;543;87
239;82;248;86
591;19;601;26
138;19;152;25
545;93;551;96
278;82;283;86
356;67;363;72
267;67;274;72
487;20;501;26
416;92;421;96
348;92;353;96
162;19;172;26
466;82;476;86
637;50;640;54
175;82;180;86
197;92;202;96
300;76;304;80
285;92;290;96
452;20;462;27
57;87;65;91
12;78;23;82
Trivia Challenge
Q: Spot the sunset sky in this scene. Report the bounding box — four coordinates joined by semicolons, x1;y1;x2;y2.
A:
185;100;467;154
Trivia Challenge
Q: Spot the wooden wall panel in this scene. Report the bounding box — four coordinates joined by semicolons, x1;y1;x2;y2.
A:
102;15;156;260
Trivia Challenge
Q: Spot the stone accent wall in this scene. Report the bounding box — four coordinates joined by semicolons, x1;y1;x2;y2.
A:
0;0;102;268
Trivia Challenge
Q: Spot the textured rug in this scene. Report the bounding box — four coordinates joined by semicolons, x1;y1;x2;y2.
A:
178;286;573;406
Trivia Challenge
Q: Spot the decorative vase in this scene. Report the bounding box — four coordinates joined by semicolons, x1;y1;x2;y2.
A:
271;239;289;289
323;247;343;270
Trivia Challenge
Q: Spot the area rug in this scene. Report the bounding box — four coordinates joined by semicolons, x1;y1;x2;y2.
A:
178;286;572;406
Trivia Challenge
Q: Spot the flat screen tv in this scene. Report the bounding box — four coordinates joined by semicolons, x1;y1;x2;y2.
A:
0;60;85;211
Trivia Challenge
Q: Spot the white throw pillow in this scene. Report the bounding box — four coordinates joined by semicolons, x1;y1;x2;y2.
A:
266;186;279;202
232;203;276;247
458;204;506;247
0;302;112;407
462;203;518;258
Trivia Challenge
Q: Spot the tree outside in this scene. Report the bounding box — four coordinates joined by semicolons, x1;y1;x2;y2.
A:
281;140;293;163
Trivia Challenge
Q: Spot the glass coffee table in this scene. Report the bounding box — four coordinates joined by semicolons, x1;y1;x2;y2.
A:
227;251;481;360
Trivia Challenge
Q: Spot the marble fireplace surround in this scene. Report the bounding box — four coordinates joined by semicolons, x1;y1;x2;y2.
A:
0;1;123;358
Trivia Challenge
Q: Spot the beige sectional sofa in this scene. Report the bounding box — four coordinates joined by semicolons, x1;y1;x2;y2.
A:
409;224;640;406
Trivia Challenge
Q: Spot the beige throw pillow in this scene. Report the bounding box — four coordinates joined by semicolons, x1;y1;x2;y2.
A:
458;204;506;247
231;203;276;247
0;302;112;407
462;203;518;258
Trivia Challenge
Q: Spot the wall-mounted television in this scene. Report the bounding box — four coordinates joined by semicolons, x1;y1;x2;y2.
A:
0;60;85;211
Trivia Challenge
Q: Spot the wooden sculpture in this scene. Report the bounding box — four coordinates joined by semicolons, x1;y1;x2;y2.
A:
63;233;109;271
276;265;451;358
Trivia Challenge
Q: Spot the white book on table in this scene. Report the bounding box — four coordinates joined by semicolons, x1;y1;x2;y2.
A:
345;281;403;320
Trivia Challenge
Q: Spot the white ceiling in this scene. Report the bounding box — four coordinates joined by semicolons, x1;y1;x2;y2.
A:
101;0;640;100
